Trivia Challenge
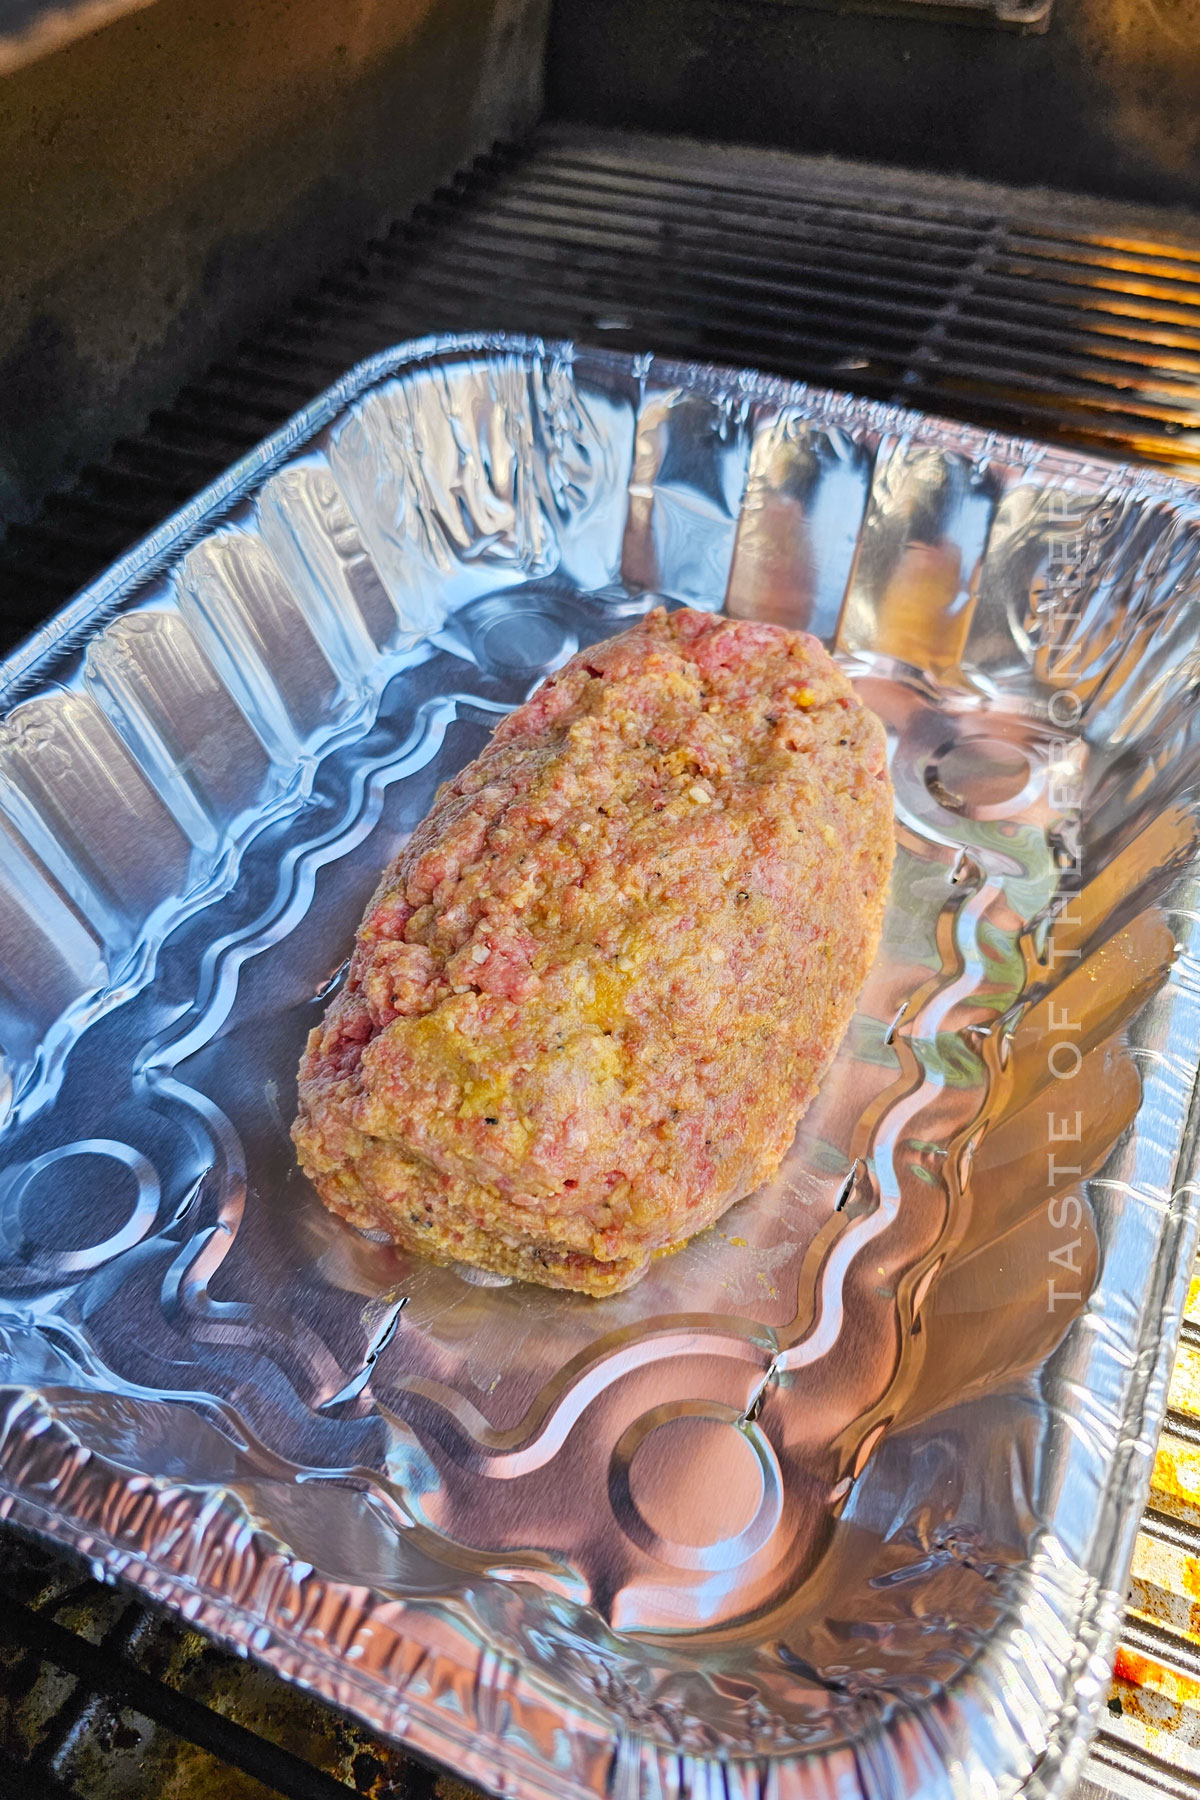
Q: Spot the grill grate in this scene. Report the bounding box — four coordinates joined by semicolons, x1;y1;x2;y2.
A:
0;1532;465;1799
6;122;1200;1799
6;126;1200;654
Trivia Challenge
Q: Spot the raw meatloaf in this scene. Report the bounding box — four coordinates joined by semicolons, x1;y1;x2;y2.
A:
294;607;893;1295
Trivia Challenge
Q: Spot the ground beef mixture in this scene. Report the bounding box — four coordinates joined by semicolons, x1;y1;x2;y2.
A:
293;607;894;1295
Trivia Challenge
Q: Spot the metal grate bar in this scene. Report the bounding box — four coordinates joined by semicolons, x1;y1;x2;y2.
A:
528;144;999;227
0;1532;451;1799
1086;1736;1200;1800
0;1600;364;1800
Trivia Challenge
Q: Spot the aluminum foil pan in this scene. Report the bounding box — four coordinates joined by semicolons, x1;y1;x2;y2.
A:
2;332;1200;1800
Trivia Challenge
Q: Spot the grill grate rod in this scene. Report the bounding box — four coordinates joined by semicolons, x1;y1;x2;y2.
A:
0;1597;361;1800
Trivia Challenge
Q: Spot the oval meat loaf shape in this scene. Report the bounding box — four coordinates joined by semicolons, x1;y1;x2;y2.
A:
294;607;894;1296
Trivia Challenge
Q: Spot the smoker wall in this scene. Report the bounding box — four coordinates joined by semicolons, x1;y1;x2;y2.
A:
0;0;553;533
547;0;1200;216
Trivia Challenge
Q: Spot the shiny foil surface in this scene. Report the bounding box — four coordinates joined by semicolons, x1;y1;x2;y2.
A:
1;334;1199;1800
